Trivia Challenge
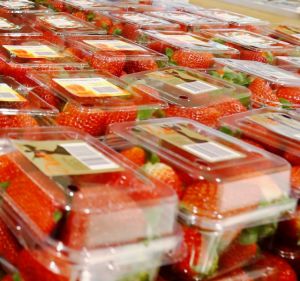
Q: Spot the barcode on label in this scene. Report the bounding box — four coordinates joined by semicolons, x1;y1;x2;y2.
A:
92;86;122;94
183;141;245;162
60;142;120;170
176;80;219;94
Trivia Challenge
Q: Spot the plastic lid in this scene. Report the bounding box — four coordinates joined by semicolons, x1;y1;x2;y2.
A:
29;69;167;112
28;12;106;35
274;25;300;45
146;11;225;28
62;0;114;9
121;67;251;108
67;35;168;62
107;117;296;231
0;37;87;69
144;30;239;54
0;76;57;116
202;29;295;52
107;12;180;29
276;56;300;69
0;126;179;258
198;9;269;26
0;14;41;37
214;58;300;86
0;0;49;13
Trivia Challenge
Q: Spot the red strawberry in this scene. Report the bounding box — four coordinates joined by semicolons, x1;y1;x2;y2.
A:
283;151;300;166
165;105;220;128
122;23;138;40
142;162;183;198
52;1;65;12
215;99;247;118
90;51;126;76
102;109;137;130
253;253;297;281
172;50;214;69
56;103;106;136
108;23;124;35
248;78;279;107
0;154;21;182
240;50;271;63
72;12;87;21
211;268;253;281
241;138;265;149
31;87;60;108
124;59;158;74
277;213;300;243
291;166;300;192
276;87;300;105
0;218;21;265
219;240;258;269
0;115;39;129
17;250;68;281
1;274;23;281
120;146;147;166
94;15;112;30
148;41;169;54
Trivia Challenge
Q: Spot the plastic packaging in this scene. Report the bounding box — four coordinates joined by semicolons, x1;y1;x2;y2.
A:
28;69;167;136
121;66;251;127
270;25;300;46
95;11;180;41
66;35;168;77
210;58;300;109
0;37;88;86
275;56;300;74
146;11;228;32
27;12;106;45
219;108;300;196
142;30;239;69
0;126;181;281
0;0;49;14
200;29;297;63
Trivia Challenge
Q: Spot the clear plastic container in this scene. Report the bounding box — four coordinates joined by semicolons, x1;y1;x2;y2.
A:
29;69;168;136
65;35;168;77
121;66;251;127
0;13;42;37
270;25;300;46
142;30;239;69
219;108;300;196
210;58;300;110
0;37;88;86
146;11;228;32
95;11;180;41
275;56;300;74
0;76;57;130
27;12;106;45
0;126;181;281
200;29;297;64
0;0;49;14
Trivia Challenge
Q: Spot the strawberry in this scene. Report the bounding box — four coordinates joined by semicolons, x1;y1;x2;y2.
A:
283;152;300;166
276;87;300;105
277;213;300;243
291;166;300;192
90;51;126;76
52;1;65;12
1;274;23;281
108;23;124;35
172;50;214;69
0;115;39;129
102;109;137;130
0;155;21;182
241;138;265;149
122;23;138;41
148;41;169;54
248;78;279;107
211;268;253;281
120;146;147;166
72;12;87;21
124;59;158;74
253;253;297;281
142;162;183;198
215;99;247;118
31;87;60;108
17;250;68;281
165;105;220;128
240;50;272;64
94;15;112;30
219;239;258;270
0;218;21;265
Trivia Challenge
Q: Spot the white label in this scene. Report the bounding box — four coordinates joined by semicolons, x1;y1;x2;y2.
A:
60;142;121;171
176;80;219;94
152;12;206;23
121;13;169;25
0;17;18;29
183;141;245;163
3;45;61;58
64;0;97;7
0;83;26;102
40;15;84;29
0;0;33;9
212;11;260;23
53;77;129;98
82;39;145;51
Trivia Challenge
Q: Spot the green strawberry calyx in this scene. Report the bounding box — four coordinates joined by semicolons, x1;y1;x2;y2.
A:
86;13;95;22
53;210;63;223
279;97;293;109
0;181;10;191
113;28;123;36
12;273;23;281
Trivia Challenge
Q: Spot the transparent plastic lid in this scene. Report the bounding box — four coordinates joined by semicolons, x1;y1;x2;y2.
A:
0;76;57;116
107;117;295;230
144;30;239;54
274;25;300;45
107;12;180;29
197;9;269;26
67;35;168;62
0;126;179;255
146;11;225;28
62;0;114;9
28;12;106;35
0;14;41;37
276;56;300;69
0;37;87;69
215;58;300;86
202;29;295;52
0;0;49;13
121;67;251;108
29;69;167;111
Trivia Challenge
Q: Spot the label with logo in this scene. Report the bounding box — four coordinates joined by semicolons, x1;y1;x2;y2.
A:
53;77;130;98
40;15;84;29
13;140;123;176
0;83;26;102
3;45;62;59
82;39;145;51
